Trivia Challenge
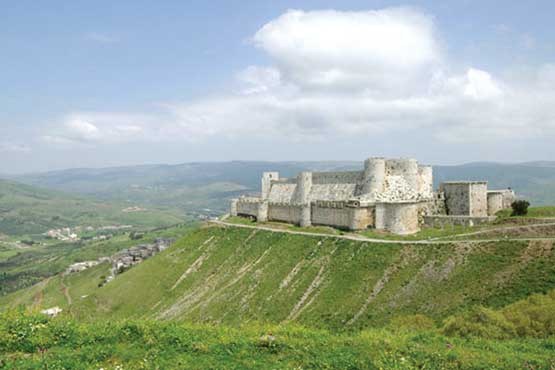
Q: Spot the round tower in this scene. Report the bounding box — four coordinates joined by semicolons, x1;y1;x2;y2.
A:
361;157;386;195
387;158;419;192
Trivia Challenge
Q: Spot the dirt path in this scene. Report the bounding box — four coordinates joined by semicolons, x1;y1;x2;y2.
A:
209;220;555;245
60;276;72;305
431;222;555;240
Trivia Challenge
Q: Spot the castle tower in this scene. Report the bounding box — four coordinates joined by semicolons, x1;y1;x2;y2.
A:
261;172;279;200
295;172;313;204
296;172;312;227
386;158;419;192
418;165;433;197
361;157;386;195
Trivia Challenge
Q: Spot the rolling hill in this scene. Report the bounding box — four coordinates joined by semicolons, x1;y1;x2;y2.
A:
0;179;186;236
7;161;555;220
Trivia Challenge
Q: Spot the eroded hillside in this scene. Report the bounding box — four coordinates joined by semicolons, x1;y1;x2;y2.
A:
4;225;555;330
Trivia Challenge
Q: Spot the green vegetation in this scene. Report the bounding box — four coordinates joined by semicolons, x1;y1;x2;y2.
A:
498;206;555;219
0;224;194;296
3;226;555;331
0;179;186;236
1;309;555;369
512;200;531;216
2;223;555;368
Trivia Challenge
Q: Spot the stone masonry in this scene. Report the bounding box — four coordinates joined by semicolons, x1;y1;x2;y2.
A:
231;157;516;235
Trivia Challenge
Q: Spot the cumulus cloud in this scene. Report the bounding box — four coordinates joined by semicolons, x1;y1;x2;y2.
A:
47;8;555;147
44;113;149;144
252;8;441;94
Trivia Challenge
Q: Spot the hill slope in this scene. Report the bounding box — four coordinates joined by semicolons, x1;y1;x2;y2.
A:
0;179;186;236
4;225;554;330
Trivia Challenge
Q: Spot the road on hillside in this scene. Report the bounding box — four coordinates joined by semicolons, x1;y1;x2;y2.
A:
209;220;555;245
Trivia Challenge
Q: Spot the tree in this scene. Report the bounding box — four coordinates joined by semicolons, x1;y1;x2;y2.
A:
511;200;530;216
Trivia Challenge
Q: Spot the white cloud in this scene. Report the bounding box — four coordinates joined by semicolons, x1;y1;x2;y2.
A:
252;8;441;94
47;8;555;147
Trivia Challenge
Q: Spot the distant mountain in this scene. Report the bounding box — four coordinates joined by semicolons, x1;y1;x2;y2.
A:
0;179;186;236
6;160;555;214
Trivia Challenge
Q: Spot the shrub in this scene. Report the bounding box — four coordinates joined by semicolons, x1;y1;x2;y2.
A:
442;306;516;339
511;200;530;216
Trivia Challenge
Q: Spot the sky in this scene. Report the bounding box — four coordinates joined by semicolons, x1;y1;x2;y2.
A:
1;0;555;174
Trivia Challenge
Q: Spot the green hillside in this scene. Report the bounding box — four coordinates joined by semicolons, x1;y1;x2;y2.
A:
4;225;555;331
0;179;186;236
0;225;193;296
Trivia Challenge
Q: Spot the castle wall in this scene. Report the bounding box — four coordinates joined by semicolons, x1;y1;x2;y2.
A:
487;192;504;216
349;207;374;230
230;199;238;216
268;204;302;224
311;171;363;184
469;183;488;217
499;189;516;208
261;172;279;200
418;165;433;197
381;202;420;235
386;159;419;192
236;200;259;218
441;183;471;215
310;203;373;230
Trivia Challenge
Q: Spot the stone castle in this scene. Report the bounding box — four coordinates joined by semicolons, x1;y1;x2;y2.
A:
230;157;516;235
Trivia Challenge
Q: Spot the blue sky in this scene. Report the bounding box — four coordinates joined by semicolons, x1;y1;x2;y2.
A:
2;0;555;173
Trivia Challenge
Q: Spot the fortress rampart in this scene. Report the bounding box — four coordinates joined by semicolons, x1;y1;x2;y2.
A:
231;157;517;235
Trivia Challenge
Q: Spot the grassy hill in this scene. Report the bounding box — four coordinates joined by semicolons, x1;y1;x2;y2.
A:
0;179;186;236
2;223;555;368
8;161;555;219
0;225;194;296
3;225;555;331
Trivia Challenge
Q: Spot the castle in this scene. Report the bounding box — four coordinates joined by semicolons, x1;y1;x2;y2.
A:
230;157;516;235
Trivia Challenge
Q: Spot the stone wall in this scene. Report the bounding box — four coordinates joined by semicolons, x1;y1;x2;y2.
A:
311;204;352;229
441;182;471;215
268;204;302;224
311;171;363;184
377;202;420;235
487;191;504;216
236;200;259;218
469;182;488;217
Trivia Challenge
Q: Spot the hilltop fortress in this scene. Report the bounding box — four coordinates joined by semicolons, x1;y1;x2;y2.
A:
230;157;516;235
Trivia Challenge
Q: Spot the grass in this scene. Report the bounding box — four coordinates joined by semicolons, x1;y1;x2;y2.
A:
3;225;555;331
497;206;555;219
1;310;555;369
